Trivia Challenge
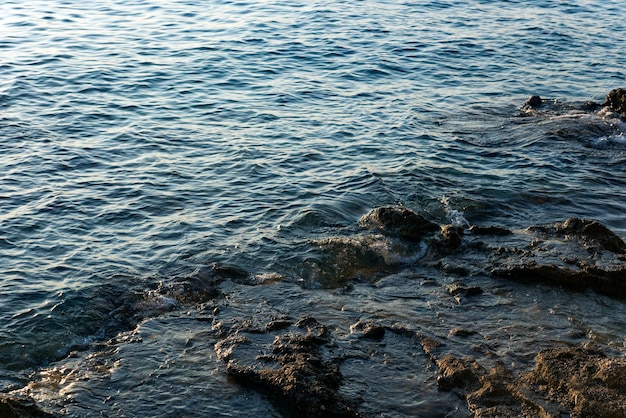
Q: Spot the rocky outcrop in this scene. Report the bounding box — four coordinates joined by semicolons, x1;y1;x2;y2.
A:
520;88;626;123
214;316;361;418
553;217;626;254
356;207;626;298
524;343;626;418
358;206;439;242
489;217;626;297
522;95;544;110
604;88;626;117
421;335;626;418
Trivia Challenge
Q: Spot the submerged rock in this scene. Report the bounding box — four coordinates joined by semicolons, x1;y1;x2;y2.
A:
358;206;439;242
446;281;483;303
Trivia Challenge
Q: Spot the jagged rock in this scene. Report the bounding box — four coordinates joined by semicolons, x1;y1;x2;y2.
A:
215;316;361;418
554;217;626;254
465;365;521;415
524;343;626;418
435;355;484;392
604;88;626;116
466;218;626;299
358;206;439;242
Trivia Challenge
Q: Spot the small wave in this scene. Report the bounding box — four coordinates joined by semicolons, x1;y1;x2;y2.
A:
441;196;470;227
591;132;626;149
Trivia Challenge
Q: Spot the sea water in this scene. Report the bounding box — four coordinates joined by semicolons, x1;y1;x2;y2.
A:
1;0;626;416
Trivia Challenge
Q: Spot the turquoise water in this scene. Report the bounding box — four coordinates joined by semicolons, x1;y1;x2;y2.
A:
1;0;626;416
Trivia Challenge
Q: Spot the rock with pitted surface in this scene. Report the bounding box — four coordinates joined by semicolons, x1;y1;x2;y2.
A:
604;87;626;116
554;217;626;254
215;316;361;418
524;343;626;418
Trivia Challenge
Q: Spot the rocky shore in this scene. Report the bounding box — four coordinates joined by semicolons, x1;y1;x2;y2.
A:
5;212;626;418
4;90;626;417
190;205;625;417
211;206;625;417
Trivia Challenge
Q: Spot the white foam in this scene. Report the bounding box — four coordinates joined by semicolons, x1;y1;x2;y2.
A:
592;132;626;148
441;196;470;227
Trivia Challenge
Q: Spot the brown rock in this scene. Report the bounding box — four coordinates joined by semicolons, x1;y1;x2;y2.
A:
525;343;626;418
440;224;464;249
215;316;361;418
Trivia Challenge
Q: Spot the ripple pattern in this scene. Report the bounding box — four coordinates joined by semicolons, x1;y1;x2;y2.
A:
1;0;625;382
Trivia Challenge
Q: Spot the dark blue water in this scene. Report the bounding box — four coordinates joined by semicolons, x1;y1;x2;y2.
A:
1;0;626;416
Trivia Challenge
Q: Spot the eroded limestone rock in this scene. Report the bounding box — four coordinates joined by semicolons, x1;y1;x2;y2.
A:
524;343;626;418
214;316;361;418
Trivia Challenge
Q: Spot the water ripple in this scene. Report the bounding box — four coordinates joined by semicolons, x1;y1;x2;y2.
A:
0;0;625;403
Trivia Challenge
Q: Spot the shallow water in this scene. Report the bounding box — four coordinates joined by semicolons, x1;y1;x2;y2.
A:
1;0;626;416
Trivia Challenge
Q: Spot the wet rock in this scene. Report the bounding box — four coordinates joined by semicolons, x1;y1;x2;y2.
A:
358;206;439;242
265;318;293;332
215;316;361;418
581;100;602;111
464;219;626;299
427;342;626;417
494;262;626;297
554;217;626;254
465;365;533;417
0;395;54;418
604;87;626;116
524;342;626;418
329;209;626;299
438;224;464;249
447;282;484;300
449;328;478;338
523;95;543;109
436;355;484;392
469;225;512;236
349;320;385;340
439;260;470;276
154;262;251;307
420;335;567;417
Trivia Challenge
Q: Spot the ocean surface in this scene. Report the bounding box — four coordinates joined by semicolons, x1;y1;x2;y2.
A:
1;0;626;416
